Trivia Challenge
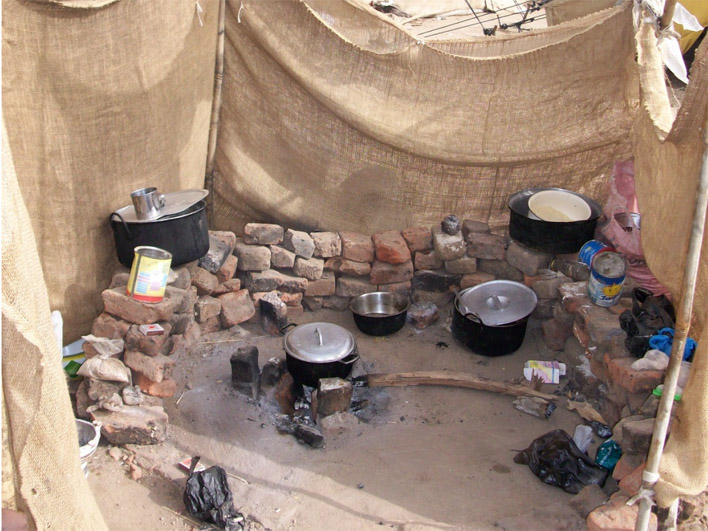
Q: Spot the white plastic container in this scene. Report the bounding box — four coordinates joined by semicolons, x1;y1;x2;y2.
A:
76;419;101;477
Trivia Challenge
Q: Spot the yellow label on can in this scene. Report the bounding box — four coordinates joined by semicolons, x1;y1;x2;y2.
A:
127;246;172;303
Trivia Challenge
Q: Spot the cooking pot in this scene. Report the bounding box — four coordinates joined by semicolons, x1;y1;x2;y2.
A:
350;292;409;336
283;322;359;387
110;200;209;268
452;280;537;356
508;188;602;254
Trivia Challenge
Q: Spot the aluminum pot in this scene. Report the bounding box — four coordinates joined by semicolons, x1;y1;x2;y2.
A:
110;200;209;268
452;281;537;356
508;188;602;254
350;292;409;336
283;322;359;387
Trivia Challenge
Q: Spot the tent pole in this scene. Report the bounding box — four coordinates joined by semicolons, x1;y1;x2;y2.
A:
205;0;226;222
660;0;678;30
635;128;708;531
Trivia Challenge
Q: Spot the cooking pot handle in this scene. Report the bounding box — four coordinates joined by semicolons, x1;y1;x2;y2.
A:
464;312;483;325
110;212;133;240
279;323;297;334
340;353;359;365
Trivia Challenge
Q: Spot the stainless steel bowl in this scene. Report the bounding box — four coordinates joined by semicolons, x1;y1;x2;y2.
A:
349;291;409;336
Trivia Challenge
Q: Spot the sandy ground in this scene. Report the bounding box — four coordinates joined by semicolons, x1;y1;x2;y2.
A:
87;305;596;530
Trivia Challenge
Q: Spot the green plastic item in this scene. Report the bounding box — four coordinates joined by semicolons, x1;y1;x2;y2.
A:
595;439;622;471
652;385;682;402
64;360;82;378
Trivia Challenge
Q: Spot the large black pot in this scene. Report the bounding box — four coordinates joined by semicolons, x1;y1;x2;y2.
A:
508;188;602;254
283;322;359;387
110;200;209;268
452;281;537;356
350;292;409;336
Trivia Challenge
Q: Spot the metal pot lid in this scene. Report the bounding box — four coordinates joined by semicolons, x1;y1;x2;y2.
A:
455;280;537;326
112;189;209;223
284;322;356;363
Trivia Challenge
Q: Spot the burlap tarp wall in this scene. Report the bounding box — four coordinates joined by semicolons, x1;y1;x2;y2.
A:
2;118;107;529
212;0;637;235
2;0;220;342
545;0;618;27
633;23;708;506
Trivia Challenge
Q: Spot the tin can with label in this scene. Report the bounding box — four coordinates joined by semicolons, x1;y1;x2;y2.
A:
588;251;625;307
578;239;614;267
126;246;172;303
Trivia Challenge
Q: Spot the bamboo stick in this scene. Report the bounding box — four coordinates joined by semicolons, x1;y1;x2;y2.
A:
660;0;678;30
205;0;226;222
636;131;708;531
364;371;557;401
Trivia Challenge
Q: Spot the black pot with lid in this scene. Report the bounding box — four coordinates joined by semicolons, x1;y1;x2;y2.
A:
452;280;537;356
283;322;359;387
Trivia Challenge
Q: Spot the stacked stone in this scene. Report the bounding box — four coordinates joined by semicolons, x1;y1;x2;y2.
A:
235;224;312;317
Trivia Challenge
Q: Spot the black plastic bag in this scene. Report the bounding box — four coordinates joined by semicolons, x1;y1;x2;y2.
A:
183;457;243;530
620;288;675;357
514;429;608;494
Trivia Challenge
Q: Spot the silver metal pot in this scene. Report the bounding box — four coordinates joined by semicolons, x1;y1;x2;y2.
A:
283;322;359;387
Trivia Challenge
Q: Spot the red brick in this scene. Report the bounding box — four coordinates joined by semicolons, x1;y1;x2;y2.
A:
460;272;495;289
124;350;175;383
373;231;411;264
505;240;551;276
336;276;376;297
444;256;477;275
279;291;303;306
377;281;411;295
101;287;181;324
465;232;505;260
212;278;241;296
560;282;592;313
414;250;442;270
293;256;324;280
542;318;572;351
243;223;283;245
219;289;256;327
311;232;341;258
270;245;296;268
618;464;645;496
91;312;131;339
287;304;304;318
305;272;336;297
339;231;374;263
199;315;221;334
326;257;371;276
612;454;645;482
586;494;657;531
135;373;177;398
370;260;414;285
401;226;432;252
209;230;237;252
124;322;173;356
216;254;238;283
191;267;219;295
573;320;591;349
195;296;222;323
606;357;664;394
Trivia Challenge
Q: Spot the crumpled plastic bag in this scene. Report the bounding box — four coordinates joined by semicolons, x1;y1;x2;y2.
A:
77;357;131;384
81;334;124;358
514;429;608;494
183;457;243;530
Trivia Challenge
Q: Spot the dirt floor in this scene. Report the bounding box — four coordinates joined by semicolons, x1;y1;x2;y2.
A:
86;304;605;530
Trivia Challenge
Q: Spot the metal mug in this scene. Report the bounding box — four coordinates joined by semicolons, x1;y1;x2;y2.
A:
130;187;166;220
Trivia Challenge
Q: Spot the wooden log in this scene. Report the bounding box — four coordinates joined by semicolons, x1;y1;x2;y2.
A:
363;371;556;400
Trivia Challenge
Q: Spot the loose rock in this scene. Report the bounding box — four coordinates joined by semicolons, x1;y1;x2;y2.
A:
407;302;439;329
441;214;461;235
243;223;284;245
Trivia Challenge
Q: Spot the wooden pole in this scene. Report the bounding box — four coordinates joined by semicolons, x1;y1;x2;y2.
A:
660;0;678;30
636;130;708;531
364;371;557;401
204;0;226;222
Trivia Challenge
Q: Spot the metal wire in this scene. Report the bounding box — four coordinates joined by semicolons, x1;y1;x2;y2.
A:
416;0;551;39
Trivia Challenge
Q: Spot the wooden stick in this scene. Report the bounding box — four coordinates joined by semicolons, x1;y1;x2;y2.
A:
364;371;556;401
660;0;678;30
204;0;226;222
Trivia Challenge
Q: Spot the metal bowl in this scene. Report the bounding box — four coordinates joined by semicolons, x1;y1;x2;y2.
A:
349;291;409;336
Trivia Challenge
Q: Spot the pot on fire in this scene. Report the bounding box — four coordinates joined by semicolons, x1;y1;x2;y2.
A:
283;322;359;387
